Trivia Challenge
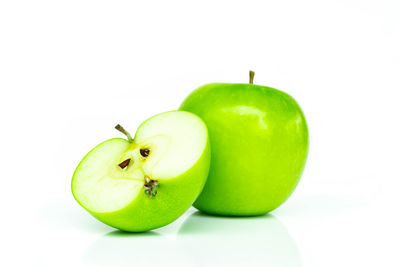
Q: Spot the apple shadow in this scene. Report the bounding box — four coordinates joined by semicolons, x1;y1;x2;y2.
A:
83;229;178;267
176;211;302;267
105;229;159;237
83;211;302;267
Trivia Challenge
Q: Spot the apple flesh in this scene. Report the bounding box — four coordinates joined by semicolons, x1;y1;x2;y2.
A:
71;111;210;232
180;72;309;216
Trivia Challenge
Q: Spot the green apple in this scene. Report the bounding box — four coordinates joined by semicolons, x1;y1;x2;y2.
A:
179;71;309;216
71;111;210;232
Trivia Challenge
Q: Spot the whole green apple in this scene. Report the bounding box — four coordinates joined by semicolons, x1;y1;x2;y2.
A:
179;71;309;216
71;111;210;231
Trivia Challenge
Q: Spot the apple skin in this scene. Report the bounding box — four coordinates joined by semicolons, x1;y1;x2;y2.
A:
180;83;309;216
72;121;211;232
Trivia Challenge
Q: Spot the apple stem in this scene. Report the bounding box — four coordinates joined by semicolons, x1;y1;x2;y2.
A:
115;124;133;142
249;70;255;84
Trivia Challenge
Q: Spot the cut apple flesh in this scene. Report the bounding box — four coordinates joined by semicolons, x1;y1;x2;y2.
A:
72;111;208;213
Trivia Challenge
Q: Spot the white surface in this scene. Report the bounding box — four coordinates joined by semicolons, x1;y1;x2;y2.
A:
0;0;399;266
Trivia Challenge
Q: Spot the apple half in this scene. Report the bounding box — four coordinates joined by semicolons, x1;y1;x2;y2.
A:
71;111;210;232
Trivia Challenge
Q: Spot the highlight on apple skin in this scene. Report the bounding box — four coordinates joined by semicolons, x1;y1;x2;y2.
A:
71;111;210;232
180;71;309;216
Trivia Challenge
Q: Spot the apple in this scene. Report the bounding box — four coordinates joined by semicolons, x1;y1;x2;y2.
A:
71;111;210;232
179;71;309;216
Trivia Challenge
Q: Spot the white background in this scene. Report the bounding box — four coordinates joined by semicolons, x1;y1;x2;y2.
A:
1;0;399;266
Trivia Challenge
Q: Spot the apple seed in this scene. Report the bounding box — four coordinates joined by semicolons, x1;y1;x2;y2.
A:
118;158;131;169
140;148;150;157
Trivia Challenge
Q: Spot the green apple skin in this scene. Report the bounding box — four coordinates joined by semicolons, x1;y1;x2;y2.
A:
180;83;309;216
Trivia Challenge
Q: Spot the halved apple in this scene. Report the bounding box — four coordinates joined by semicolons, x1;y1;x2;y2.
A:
71;111;210;232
